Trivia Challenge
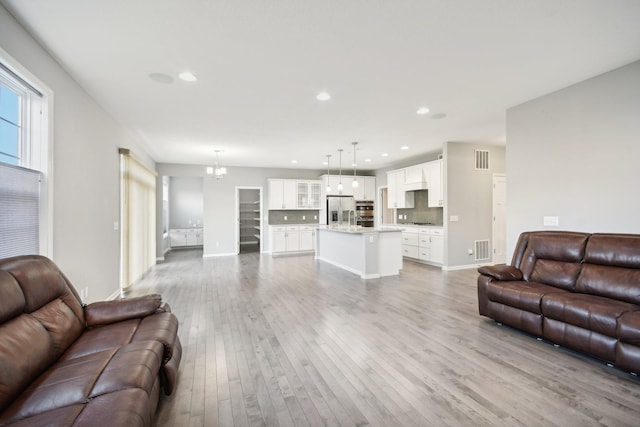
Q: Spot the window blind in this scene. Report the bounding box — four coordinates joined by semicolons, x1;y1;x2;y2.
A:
120;149;156;289
0;163;41;258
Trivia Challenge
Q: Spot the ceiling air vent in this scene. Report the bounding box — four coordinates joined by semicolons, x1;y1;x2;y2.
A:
475;149;490;170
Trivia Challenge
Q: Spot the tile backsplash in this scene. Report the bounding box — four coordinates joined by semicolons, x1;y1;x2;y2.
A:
397;190;443;225
269;210;320;225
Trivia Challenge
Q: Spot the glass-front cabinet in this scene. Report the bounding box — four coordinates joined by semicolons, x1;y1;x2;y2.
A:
297;181;321;209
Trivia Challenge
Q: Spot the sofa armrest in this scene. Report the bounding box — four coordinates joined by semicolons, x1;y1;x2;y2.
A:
478;265;523;281
85;294;163;327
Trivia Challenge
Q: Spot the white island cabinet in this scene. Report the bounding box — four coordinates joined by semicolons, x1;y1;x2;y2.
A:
315;226;403;279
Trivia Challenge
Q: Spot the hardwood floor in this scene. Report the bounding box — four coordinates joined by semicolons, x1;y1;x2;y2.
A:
130;250;640;426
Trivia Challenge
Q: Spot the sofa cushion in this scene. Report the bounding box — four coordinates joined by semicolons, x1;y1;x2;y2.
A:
576;234;640;305
487;281;568;314
617;311;640;344
0;341;163;423
519;232;589;290
541;293;639;337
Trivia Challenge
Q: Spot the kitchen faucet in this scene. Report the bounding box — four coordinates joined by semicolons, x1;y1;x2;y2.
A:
348;210;355;230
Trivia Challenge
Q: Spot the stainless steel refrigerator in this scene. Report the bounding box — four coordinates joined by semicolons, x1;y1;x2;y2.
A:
326;195;356;226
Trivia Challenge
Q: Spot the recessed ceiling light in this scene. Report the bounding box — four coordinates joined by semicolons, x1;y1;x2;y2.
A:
381;153;389;157
291;160;298;164
149;73;174;84
316;92;331;101
364;158;372;163
178;72;197;82
401;146;409;150
416;107;430;115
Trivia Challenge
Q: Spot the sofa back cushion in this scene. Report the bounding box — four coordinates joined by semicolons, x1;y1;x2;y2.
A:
576;234;640;304
0;256;85;412
519;231;589;290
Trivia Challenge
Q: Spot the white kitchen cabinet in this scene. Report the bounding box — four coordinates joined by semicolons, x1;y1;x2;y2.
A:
285;226;300;251
271;226;287;253
353;176;376;201
321;174;354;196
387;170;414;209
401;227;420;259
430;233;444;264
169;228;203;248
425;160;444;207
416;227;444;264
297;181;322;209
299;225;316;251
270;225;316;253
268;179;297;210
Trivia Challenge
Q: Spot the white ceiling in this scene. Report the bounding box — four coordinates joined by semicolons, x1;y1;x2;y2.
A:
3;0;640;170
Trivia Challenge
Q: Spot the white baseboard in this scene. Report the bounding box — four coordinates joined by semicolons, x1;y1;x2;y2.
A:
442;262;492;271
107;289;121;301
203;252;237;258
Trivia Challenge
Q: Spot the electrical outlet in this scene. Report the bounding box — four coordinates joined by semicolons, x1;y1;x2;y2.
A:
314;215;317;220
302;215;306;220
468;249;473;255
284;215;288;221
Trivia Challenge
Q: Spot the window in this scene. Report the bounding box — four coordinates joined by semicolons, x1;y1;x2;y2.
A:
0;52;51;259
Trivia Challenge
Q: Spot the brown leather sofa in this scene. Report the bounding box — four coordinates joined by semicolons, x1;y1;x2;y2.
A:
0;255;182;426
478;231;640;375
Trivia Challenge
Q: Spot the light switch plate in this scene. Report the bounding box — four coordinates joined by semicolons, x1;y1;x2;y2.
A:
543;216;559;226
450;215;459;222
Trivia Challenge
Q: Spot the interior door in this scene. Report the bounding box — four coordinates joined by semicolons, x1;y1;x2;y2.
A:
492;174;507;264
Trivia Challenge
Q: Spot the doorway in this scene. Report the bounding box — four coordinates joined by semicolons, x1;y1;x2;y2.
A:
378;186;393;225
237;187;262;254
492;174;507;264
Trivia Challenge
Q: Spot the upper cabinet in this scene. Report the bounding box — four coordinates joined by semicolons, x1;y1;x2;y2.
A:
387;158;443;208
387;170;415;208
268;179;297;210
269;179;322;210
297;181;321;209
353;176;376;201
425;160;443;207
320;174;374;199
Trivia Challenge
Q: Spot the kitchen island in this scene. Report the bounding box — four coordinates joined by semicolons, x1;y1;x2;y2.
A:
315;226;403;279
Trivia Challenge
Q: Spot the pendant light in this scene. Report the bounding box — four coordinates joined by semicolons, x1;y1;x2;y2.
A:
337;149;344;193
352;141;359;188
325;154;332;193
206;150;227;179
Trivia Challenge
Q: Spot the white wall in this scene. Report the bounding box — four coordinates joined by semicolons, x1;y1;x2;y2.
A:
506;60;640;258
1;5;154;301
169;176;203;229
444;142;505;268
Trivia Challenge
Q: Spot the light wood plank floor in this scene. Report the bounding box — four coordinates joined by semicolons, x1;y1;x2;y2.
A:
130;250;640;427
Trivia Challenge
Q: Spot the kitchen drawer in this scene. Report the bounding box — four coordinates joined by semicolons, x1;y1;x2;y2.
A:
286;226;300;231
419;236;430;248
430;228;444;236
419;228;430;235
402;245;419;258
299;225;316;231
271;226;286;232
419;248;430;261
402;233;419;246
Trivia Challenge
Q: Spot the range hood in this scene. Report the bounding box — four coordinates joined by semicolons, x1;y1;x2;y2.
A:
403;164;428;191
404;180;428;191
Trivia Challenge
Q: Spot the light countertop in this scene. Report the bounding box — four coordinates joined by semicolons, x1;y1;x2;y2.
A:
317;225;402;234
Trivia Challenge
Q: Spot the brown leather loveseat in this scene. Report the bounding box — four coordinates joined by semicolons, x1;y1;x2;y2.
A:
478;231;640;375
0;255;182;426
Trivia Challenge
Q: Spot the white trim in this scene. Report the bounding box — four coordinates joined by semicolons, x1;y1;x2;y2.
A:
203;252;237;258
0;46;54;259
442;262;492;271
106;289;121;301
